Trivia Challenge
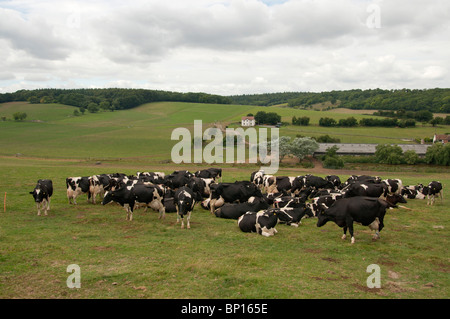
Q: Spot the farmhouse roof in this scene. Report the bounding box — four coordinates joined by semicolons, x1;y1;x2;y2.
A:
242;116;255;120
434;134;450;140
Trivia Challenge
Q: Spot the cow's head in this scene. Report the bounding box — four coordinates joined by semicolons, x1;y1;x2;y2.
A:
177;190;195;215
316;211;332;227
102;191;113;205
30;187;47;203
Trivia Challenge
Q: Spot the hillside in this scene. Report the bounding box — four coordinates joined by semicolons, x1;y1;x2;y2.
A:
2;88;450;113
1;101;449;162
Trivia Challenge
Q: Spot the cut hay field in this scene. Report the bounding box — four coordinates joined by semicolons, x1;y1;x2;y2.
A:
0;101;449;299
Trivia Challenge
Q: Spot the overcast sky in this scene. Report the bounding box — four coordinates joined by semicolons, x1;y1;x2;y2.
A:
0;0;449;95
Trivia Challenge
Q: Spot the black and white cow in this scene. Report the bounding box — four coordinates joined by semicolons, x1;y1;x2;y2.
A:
195;168;222;181
342;182;386;198
188;177;215;198
89;175;108;204
66;176;90;204
133;183;166;219
237;210;279;237
270;206;314;227
264;176;296;194
250;170;266;189
401;185;425;200
137;172;166;184
175;186;197;229
382;179;403;196
273;196;306;208
208;181;263;213
316;196;395;244
214;196;269;219
102;184;135;221
422;181;443;205
326;175;341;189
29;179;53;216
308;193;343;216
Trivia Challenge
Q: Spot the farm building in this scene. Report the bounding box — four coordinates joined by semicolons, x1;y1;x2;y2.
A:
314;143;431;156
433;134;450;144
241;116;255;127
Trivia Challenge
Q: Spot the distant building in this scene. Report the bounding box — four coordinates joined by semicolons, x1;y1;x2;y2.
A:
314;143;431;157
241;116;255;127
433;134;450;144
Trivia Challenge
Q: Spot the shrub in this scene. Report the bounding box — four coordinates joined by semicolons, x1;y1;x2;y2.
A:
13;112;27;121
375;144;404;164
323;156;345;169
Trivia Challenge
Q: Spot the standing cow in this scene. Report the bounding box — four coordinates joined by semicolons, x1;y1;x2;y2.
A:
30;179;53;216
175;186;197;229
66;176;90;204
422;181;443;205
317;196;395;244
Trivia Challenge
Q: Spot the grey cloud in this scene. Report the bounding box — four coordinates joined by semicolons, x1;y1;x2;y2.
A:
0;8;71;60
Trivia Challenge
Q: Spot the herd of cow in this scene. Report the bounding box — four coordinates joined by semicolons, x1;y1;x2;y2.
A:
29;167;444;244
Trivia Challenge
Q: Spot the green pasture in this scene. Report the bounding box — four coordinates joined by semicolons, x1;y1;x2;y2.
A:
0;101;449;299
1;101;449;161
0;157;448;299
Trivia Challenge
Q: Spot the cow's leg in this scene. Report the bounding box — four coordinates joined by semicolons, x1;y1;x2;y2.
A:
43;199;48;216
342;226;347;240
369;218;380;240
37;202;41;216
159;204;166;220
180;215;185;229
346;218;355;244
47;197;51;211
186;211;191;229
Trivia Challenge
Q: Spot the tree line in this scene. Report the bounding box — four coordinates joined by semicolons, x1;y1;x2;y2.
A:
230;88;450;113
0;88;232;110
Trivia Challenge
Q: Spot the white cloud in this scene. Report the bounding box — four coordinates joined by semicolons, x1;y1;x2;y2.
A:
0;0;449;95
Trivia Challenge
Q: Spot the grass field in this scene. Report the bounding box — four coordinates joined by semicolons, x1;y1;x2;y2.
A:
0;101;449;299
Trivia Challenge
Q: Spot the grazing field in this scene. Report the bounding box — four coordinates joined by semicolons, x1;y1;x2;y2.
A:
0;101;449;299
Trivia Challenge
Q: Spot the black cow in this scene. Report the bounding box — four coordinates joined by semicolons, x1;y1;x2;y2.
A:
270;206;313;227
343;182;386;198
209;181;263;213
175;186;197;229
163;189;177;213
29;179;53;216
187;177;215;198
214;197;269;219
166;170;193;189
66;176;90;204
326;175;341;189
195;168;222;181
317;196;395;244
422;181;443;205
304;175;334;190
133;183;166;219
102;185;135;221
237;210;279;237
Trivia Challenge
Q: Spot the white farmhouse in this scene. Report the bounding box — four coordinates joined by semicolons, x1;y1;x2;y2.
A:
241;116;255;127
